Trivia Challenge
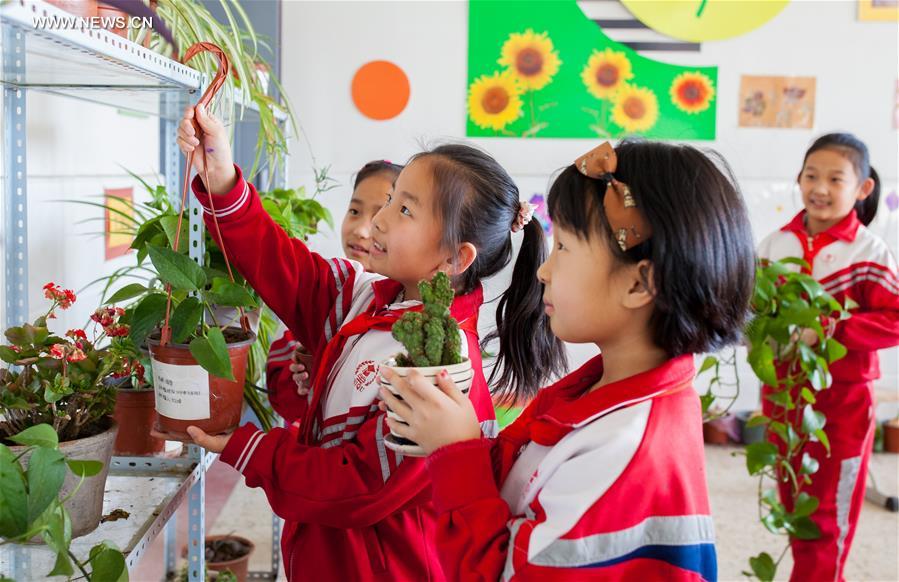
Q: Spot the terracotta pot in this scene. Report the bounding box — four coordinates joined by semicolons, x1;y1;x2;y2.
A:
45;0;98;17
379;358;473;457
183;535;255;582
884;419;899;454
148;329;255;439
10;419;117;538
96;4;129;37
703;413;738;445
113;388;165;456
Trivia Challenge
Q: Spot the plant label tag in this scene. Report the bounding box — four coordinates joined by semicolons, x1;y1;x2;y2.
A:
151;359;210;420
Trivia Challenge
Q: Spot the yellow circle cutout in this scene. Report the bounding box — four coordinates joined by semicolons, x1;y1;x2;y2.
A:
621;0;790;42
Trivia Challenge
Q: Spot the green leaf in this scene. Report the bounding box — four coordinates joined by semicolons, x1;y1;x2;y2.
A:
824;338;847;363
813;428;831;454
43;504;73;577
170;297;205;344
749;552;776;581
0;346;20;364
189;328;234;381
745;414;770;428
147;244;206;291
0;445;28;537
66;459;104;478
697;355;717;375
793;492;819;517
106;283;149;305
26;447;66;523
9;424;58;448
128;294;168;347
207;278;257;308
800;387;817;404
799;451;820;476
745;442;778;475
791;516;821;540
159;215;189;254
89;541;128;582
801;406;826;434
748;341;778;386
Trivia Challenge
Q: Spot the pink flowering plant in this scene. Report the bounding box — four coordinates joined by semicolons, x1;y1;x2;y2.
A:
0;283;139;441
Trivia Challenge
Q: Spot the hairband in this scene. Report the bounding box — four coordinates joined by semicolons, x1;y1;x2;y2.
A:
573;142;652;251
511;201;535;233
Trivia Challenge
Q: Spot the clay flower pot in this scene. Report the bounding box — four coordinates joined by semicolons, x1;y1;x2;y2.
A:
9;419;118;538
379;358;473;457
182;535;255;582
147;329;255;440
884;418;899;454
703;413;739;445
113;387;165;456
45;0;98;17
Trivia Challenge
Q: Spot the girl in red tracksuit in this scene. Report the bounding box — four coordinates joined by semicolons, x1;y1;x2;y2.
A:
267;160;403;426
382;140;757;580
175;104;567;580
756;133;899;582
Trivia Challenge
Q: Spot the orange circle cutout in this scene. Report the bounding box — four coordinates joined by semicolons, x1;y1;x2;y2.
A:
351;60;410;121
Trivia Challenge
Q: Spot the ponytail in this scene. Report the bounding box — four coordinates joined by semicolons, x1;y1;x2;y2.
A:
855;166;880;226
484;220;567;404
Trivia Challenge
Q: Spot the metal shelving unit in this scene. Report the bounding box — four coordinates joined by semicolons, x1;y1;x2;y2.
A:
0;1;285;579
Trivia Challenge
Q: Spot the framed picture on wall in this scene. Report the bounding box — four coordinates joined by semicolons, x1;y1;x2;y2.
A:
858;0;898;21
105;187;134;261
738;76;816;129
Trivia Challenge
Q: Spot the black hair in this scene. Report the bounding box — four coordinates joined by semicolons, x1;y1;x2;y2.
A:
802;133;880;226
547;139;756;357
410;144;567;404
353;160;403;191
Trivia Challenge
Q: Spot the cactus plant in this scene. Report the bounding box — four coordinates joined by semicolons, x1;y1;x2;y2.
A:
392;272;463;367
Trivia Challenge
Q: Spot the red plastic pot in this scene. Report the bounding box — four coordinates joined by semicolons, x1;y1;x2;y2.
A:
112;388;165;456
147;329;255;439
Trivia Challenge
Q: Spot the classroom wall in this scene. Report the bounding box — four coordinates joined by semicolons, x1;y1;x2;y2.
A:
280;0;899;412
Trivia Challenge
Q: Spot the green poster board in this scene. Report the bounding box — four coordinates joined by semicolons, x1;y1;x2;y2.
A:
467;0;718;140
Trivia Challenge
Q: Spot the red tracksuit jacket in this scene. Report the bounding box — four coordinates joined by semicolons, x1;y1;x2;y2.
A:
426;354;717;581
191;166;497;580
757;210;899;382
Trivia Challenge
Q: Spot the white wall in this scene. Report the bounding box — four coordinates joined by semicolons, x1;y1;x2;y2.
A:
281;0;899;413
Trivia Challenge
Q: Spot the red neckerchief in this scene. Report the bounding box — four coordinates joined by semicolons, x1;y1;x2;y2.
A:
299;279;482;444
495;354;694;482
781;210;861;274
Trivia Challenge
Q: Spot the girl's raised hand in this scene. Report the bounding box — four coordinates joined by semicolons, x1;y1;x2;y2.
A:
176;104;237;194
379;368;481;454
290;348;311;396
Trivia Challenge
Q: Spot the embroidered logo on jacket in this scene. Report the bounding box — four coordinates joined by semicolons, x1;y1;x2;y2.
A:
354;360;379;392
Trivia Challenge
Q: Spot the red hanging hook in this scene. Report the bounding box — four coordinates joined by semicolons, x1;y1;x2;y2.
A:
160;42;249;347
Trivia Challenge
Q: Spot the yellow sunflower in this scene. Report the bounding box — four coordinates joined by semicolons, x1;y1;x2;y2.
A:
670;71;716;114
468;71;524;131
581;48;634;99
498;29;561;91
612;85;659;133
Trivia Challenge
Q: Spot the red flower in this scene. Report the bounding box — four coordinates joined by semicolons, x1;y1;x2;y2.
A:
105;324;130;338
43;282;76;309
49;344;67;360
66;329;87;341
67;348;86;363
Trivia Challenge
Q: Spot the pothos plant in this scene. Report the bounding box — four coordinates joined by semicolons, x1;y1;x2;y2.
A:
0;424;127;581
699;257;852;581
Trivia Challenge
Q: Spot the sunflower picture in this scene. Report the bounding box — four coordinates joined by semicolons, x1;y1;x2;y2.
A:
581;48;634;100
611;85;659;133
670;71;716;114
468;70;524;131
498;29;561;91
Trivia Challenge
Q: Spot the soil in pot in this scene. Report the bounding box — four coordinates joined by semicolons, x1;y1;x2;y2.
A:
113;388;165;455
148;328;255;440
181;535;254;582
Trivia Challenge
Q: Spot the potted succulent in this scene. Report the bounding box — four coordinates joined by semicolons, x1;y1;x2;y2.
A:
0;284;127;538
0;423;127;579
379;273;473;457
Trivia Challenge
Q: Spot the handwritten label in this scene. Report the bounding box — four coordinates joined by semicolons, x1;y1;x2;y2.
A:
152;359;210;420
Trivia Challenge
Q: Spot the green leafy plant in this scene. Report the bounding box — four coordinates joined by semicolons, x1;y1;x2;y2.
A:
391;273;462;367
0;285;129;442
700;258;852;581
0;424;127;581
137;0;298;184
